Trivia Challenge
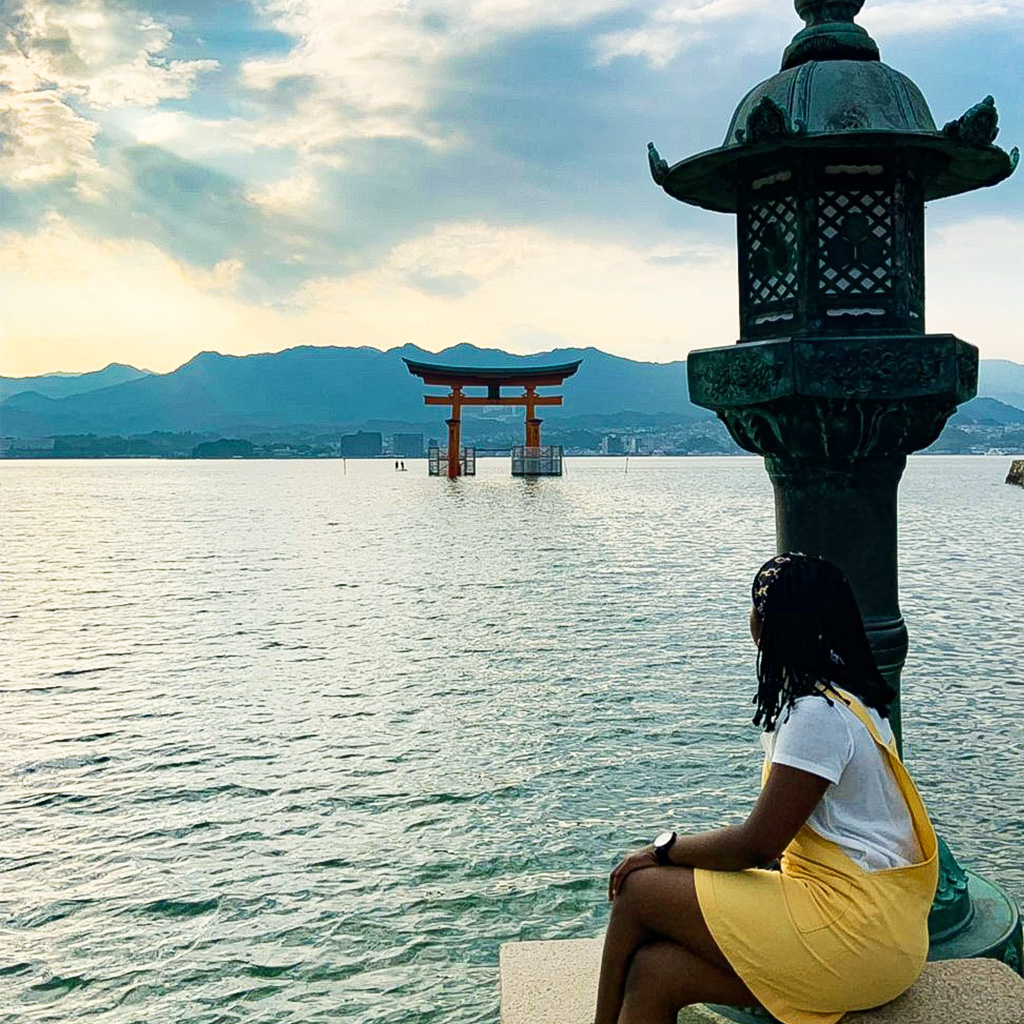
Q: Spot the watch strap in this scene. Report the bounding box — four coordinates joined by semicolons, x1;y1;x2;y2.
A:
654;830;677;865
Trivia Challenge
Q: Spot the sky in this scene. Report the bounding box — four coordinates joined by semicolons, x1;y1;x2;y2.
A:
0;0;1021;377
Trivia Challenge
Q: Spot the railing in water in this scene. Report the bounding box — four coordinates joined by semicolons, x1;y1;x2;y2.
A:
511;445;563;477
426;446;562;476
427;447;476;476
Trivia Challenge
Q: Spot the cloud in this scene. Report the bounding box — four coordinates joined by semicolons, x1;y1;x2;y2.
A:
0;215;313;375
594;0;1023;67
861;1;1023;35
0;89;103;196
294;221;738;360
926;213;1024;361
3;212;1022;378
1;4;1020;380
594;0;764;66
403;270;480;298
247;170;319;212
0;0;218;195
131;110;190;146
201;258;244;293
0;214;735;374
239;0;631;156
1;0;219;106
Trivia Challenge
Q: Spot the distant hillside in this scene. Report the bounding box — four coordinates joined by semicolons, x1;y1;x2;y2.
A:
950;396;1024;426
0;392;99;437
0;363;150;401
0;344;699;438
978;359;1024;411
1;345;1021;441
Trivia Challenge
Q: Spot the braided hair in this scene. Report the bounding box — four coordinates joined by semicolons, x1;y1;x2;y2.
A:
750;553;894;732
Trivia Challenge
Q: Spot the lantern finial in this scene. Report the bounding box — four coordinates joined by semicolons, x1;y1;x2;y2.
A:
795;1;864;26
783;0;879;69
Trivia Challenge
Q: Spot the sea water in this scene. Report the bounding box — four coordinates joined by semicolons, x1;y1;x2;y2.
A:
2;456;1021;1023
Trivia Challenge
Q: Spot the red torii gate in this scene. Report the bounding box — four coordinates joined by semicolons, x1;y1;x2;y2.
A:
403;358;582;479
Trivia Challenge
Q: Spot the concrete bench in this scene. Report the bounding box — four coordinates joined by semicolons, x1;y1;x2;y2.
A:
499;938;1024;1024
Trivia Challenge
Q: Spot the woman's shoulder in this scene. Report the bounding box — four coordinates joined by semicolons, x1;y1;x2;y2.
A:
829;687;896;745
770;692;855;783
780;691;851;731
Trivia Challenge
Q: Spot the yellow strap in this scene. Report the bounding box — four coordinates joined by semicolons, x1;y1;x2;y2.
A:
825;687;898;755
831;689;938;861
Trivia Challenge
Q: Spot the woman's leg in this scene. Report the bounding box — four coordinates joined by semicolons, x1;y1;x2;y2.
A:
593;881;656;1024
593;866;755;1024
620;940;754;1024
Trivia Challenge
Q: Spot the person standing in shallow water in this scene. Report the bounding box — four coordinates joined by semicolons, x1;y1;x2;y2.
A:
594;553;938;1024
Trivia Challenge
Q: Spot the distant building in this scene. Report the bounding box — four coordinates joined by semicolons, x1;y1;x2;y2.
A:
601;434;642;454
340;431;382;457
392;433;424;458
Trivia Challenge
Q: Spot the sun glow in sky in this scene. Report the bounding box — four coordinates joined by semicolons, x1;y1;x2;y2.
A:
1;0;1022;377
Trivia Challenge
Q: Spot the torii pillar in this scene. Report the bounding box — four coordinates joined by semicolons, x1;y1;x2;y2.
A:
525;387;543;448
446;387;463;480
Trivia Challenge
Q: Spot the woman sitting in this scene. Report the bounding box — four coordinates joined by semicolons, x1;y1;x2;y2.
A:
595;553;938;1024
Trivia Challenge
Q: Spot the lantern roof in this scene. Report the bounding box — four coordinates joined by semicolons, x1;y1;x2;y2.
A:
648;0;1018;213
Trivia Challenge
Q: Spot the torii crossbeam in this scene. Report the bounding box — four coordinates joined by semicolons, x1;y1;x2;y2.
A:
403;358;582;479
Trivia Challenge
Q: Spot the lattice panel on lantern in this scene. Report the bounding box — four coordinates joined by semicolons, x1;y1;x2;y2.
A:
817;190;893;296
907;208;925;320
745;196;799;305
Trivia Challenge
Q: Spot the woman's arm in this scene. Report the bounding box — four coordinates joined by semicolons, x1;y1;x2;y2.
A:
608;762;831;899
665;763;830;871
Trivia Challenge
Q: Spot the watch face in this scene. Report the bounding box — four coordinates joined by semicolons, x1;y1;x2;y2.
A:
655;830;674;849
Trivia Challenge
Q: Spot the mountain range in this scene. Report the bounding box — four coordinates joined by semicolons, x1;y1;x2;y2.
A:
2;345;1023;440
0;363;150;401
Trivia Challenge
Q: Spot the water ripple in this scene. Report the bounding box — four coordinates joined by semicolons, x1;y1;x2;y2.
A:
1;456;1020;1024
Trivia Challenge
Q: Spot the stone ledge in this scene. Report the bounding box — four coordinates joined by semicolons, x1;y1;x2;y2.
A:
499;938;1024;1024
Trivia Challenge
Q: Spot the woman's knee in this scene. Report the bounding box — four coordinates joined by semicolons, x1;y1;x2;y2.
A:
615;865;695;920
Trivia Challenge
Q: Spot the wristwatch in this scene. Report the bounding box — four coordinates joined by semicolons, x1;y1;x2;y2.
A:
653;830;677;865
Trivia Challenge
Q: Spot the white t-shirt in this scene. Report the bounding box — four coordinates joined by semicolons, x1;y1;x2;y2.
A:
760;692;922;872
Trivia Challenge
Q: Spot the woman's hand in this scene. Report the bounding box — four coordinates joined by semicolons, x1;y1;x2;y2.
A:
608;846;658;901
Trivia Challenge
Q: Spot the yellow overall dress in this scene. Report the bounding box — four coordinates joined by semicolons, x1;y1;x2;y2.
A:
694;693;939;1024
